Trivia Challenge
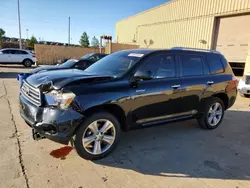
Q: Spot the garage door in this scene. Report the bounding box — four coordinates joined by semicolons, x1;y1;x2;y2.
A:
215;14;250;63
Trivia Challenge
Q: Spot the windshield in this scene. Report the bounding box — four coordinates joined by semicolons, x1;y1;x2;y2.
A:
84;51;145;77
81;53;94;59
59;59;78;68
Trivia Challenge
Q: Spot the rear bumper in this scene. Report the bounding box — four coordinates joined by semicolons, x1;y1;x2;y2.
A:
31;58;37;64
19;95;85;145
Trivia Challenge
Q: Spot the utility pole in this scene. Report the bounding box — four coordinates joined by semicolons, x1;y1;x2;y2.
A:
17;0;22;49
68;17;70;45
26;29;29;39
100;36;102;53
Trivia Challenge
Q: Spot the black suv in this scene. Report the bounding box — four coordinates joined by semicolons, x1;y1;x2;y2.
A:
19;48;238;160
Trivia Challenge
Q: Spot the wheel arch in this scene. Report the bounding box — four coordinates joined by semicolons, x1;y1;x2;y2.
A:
22;58;33;64
83;104;128;131
212;92;229;109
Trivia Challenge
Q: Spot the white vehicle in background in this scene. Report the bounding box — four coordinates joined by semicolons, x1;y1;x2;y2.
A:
0;48;37;67
238;73;250;97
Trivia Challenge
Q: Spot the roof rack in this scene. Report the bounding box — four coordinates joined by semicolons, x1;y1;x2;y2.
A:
171;47;221;54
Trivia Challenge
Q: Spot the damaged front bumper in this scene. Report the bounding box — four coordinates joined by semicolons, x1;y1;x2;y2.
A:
19;95;85;145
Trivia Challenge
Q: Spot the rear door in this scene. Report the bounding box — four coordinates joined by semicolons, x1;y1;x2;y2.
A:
205;54;232;94
11;50;26;63
178;53;209;113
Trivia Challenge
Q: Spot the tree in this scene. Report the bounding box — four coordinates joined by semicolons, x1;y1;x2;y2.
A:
79;32;89;47
0;28;5;41
91;36;99;47
27;36;38;48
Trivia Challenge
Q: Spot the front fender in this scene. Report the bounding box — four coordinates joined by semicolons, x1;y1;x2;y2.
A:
74;92;128;113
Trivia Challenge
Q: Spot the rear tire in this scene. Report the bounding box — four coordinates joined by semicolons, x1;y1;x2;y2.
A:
73;112;121;160
23;59;33;67
197;97;225;130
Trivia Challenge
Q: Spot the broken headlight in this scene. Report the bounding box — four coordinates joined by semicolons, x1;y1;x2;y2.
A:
44;90;75;109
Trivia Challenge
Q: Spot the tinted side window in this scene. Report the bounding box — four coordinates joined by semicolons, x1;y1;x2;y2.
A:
14;50;27;54
203;59;210;75
95;55;101;60
88;56;97;61
99;54;106;58
220;55;228;69
207;54;224;74
8;50;16;54
137;54;176;79
155;55;176;78
75;61;87;69
1;50;10;54
180;55;203;77
2;50;15;54
19;50;28;54
86;61;94;67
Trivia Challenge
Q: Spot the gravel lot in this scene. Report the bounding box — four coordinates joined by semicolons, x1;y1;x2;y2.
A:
0;65;250;188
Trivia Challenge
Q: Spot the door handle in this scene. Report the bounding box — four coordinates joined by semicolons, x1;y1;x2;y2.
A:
207;81;214;85
171;85;181;89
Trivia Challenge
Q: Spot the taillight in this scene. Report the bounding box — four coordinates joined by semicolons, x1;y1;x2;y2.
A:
32;55;36;58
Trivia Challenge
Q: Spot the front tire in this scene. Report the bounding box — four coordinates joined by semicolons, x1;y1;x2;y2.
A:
197;97;225;129
73;112;121;160
23;59;33;67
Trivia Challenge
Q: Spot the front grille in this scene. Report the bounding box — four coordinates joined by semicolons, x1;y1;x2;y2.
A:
246;76;250;85
21;81;41;106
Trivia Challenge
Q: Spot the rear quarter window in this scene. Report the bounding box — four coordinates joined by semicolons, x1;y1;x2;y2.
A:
20;51;28;54
206;54;224;74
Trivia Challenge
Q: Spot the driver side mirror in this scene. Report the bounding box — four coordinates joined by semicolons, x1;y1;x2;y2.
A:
134;70;153;81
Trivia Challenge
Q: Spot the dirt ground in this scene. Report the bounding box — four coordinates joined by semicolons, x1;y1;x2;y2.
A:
0;65;250;188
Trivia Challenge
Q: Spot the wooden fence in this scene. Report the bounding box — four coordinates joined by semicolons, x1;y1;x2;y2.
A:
34;44;103;65
105;43;138;54
35;43;139;65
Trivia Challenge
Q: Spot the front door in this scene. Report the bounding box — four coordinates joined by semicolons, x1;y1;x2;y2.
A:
129;53;183;125
0;50;12;63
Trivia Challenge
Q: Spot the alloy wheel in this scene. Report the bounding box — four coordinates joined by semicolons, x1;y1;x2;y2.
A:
82;119;116;155
24;60;32;67
207;102;223;126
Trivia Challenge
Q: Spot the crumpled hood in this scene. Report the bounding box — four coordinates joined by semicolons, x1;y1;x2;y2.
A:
31;65;62;74
26;69;112;90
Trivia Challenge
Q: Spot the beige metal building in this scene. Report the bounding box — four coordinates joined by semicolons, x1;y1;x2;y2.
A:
116;0;250;73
